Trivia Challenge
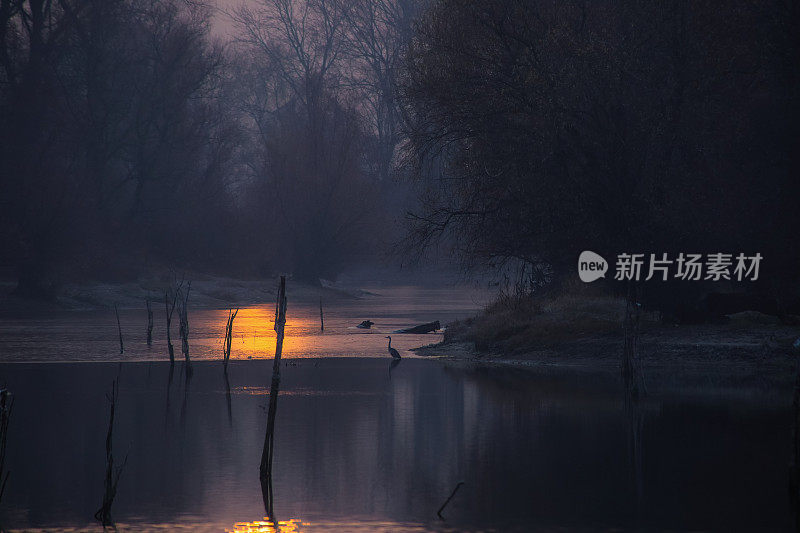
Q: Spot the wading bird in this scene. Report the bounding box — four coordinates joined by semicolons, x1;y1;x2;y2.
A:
385;336;401;359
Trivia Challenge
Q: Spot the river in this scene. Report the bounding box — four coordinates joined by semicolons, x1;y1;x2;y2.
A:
0;284;792;531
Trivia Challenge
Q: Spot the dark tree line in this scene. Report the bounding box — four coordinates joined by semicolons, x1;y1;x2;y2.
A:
0;0;237;296
0;0;419;295
2;0;796;304
399;0;800;313
231;0;419;281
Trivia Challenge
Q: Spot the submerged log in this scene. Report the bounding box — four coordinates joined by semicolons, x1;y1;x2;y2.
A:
356;320;374;329
394;320;441;334
260;276;287;481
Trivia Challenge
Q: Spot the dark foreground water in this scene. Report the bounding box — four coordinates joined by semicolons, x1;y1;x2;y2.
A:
0;358;792;532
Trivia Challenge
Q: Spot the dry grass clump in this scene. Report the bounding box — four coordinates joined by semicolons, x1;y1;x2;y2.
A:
445;281;627;353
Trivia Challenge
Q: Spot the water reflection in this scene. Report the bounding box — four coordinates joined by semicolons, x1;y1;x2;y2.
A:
0;359;792;531
228;518;305;533
388;357;401;378
260;475;275;526
180;362;191;427
226;519;437;533
224;370;233;425
625;394;645;505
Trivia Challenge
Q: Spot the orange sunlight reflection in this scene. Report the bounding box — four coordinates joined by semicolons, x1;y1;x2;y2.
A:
220;307;316;359
227;518;305;532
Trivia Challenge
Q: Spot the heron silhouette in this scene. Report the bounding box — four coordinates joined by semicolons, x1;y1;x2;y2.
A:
385;336;401;359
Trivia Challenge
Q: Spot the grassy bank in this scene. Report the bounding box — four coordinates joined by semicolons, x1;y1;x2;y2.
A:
414;283;800;389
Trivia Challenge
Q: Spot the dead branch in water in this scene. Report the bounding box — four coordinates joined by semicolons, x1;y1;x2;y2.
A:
437;481;464;519
177;281;192;368
95;378;127;527
260;276;287;481
146;298;154;346
165;284;180;364
0;389;13;504
115;304;124;354
223;308;239;373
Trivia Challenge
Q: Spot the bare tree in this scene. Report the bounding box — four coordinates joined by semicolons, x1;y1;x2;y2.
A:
0;0;84;296
397;0;800;319
234;0;350;123
232;0;380;282
0;0;241;293
342;0;418;181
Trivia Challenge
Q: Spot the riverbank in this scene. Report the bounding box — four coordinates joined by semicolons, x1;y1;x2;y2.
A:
413;290;800;392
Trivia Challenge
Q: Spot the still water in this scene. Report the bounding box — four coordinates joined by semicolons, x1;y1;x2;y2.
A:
0;285;486;362
0;359;793;532
0;285;793;531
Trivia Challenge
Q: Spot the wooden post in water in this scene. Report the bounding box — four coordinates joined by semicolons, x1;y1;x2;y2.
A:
114;304;123;354
260;276;287;482
223;308;239;373
178;281;192;365
165;288;179;364
146;298;153;346
319;297;324;332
